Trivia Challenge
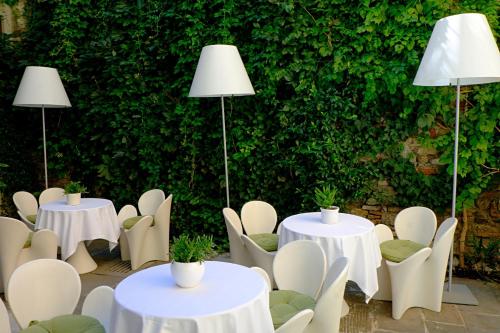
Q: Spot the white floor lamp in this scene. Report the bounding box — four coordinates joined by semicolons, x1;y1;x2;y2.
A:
414;13;500;305
13;66;72;189
189;45;255;208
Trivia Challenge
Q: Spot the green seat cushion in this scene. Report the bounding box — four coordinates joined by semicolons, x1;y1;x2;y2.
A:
21;314;105;333
123;215;155;229
249;233;279;252
24;232;34;248
380;239;426;263
27;214;37;224
269;290;316;329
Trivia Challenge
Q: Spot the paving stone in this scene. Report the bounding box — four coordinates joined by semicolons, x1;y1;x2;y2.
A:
461;312;500;333
425;321;468;333
372;300;426;333
422;303;464;325
453;278;500;315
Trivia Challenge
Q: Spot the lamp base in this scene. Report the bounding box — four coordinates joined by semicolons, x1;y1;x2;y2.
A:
442;284;478;305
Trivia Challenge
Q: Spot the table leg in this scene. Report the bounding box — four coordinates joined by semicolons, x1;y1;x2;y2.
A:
67;241;98;274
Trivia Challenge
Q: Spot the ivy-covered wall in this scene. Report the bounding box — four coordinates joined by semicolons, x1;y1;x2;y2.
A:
0;0;498;248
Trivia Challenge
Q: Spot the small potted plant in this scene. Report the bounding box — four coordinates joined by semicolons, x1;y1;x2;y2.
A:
64;181;88;205
170;234;215;288
314;184;340;224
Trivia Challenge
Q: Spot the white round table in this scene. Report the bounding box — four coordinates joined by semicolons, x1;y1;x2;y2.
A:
279;212;382;302
110;261;274;333
35;198;120;274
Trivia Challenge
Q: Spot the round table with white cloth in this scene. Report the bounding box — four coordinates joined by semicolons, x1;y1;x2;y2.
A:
110;261;274;333
35;198;120;274
279;212;382;302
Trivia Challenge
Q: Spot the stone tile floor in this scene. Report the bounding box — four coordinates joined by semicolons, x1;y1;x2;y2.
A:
3;244;499;333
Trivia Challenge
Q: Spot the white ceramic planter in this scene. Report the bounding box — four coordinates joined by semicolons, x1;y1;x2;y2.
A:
67;193;81;205
171;261;205;288
320;206;340;224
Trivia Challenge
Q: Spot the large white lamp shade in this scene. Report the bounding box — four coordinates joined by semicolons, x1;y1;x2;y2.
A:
189;45;255;207
413;13;500;305
13;66;71;189
414;13;500;86
189;44;255;97
13;66;71;107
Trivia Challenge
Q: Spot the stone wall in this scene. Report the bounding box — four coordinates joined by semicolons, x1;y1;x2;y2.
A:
347;135;499;272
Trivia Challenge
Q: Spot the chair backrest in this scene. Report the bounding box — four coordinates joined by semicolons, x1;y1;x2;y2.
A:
429;217;457;268
307;257;349;333
138;189;165;216
7;259;81;329
81;285;114;331
0;297;11;333
275;309;314;333
39;187;65;205
395;206;437;246
0;217;31;292
241;200;277;235
241;235;275;288
250;266;271;292
13;191;38;216
117;204;138;226
223;208;254;266
273;240;327;300
374;223;394;244
153;194;173;253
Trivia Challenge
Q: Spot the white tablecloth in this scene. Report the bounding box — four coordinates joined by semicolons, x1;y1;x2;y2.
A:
279;212;382;301
110;261;274;333
35;198;120;260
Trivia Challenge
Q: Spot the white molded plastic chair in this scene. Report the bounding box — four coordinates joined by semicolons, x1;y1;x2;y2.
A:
12;191;38;230
138;189;165;216
386;217;457;320
39;187;65;205
251;266;272;292
395;206;437;246
242;235;276;288
0;297;11;333
273;240;327;300
275;309;314;333
223;208;254;267
122;194;172;270
0;217;58;293
372;223;394;301
81;285;114;331
241;200;277;235
7;258;81;329
304;257;349;333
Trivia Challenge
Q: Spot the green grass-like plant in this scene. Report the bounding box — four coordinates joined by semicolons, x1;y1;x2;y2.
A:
170;234;215;263
64;181;88;195
314;185;338;209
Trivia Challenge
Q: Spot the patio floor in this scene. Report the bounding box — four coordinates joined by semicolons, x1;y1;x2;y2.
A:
3;241;500;333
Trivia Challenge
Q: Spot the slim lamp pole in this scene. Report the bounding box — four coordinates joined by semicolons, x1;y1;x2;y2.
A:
221;96;230;208
42;105;48;189
449;81;461;291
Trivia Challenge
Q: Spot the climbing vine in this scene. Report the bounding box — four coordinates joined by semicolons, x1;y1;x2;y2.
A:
0;0;498;245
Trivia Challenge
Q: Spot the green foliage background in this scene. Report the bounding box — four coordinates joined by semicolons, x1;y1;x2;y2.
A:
1;0;498;246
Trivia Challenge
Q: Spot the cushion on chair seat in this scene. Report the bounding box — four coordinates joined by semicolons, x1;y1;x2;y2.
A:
23;232;34;248
249;233;279;252
27;215;37;224
380;239;426;263
269;290;316;329
21;314;105;333
123;215;154;229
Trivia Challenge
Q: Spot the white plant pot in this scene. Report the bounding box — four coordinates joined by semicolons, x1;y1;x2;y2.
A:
67;193;81;206
320;206;340;224
171;261;205;288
